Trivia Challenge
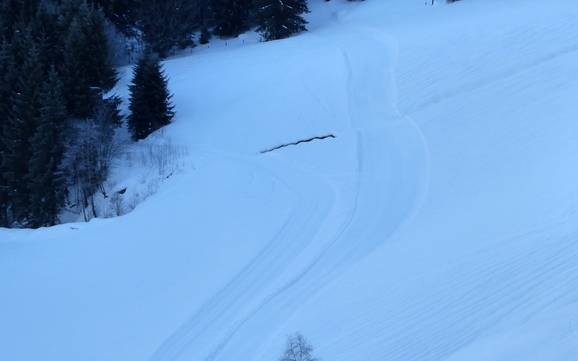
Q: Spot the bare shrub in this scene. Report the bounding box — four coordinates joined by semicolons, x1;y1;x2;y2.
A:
135;140;188;178
280;333;318;361
110;192;124;217
94;131;189;219
62;107;120;221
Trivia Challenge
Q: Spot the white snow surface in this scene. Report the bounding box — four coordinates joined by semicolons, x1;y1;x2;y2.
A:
3;0;578;360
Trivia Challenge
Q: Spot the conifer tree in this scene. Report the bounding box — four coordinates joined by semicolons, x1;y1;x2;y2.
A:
31;3;64;70
89;0;138;35
27;69;68;228
63;13;97;118
82;5;118;91
128;52;174;140
0;0;41;40
0;42;13;123
212;0;252;38
200;26;211;44
135;0;197;58
198;0;212;45
254;0;309;41
3;42;45;223
0;41;16;226
63;3;117;118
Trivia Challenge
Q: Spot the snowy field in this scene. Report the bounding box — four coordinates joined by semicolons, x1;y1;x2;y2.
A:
3;0;578;360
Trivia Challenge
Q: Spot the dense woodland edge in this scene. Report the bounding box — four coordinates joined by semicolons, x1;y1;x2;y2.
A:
0;0;468;228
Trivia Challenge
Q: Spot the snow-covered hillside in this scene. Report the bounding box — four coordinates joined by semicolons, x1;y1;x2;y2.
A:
3;0;578;360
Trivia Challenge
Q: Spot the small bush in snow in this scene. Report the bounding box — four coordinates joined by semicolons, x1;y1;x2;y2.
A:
280;333;319;361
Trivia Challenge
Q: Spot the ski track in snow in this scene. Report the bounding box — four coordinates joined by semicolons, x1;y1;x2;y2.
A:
319;226;578;361
5;2;578;361
147;149;335;361
149;4;578;358
148;18;430;361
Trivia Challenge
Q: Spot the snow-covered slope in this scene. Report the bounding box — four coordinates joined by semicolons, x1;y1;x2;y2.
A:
3;1;578;361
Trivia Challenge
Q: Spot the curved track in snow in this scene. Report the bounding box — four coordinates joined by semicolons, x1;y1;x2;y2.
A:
148;21;430;361
147;149;336;361
5;3;578;361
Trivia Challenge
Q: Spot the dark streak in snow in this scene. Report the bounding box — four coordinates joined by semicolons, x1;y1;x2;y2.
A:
260;134;336;154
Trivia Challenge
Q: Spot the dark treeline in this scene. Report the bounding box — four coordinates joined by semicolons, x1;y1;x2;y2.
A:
0;0;174;227
0;0;125;227
0;0;345;62
89;0;314;55
0;0;358;228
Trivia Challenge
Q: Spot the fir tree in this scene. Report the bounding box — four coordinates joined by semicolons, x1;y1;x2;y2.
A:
31;3;64;71
212;0;252;38
89;0;138;35
198;0;212;44
0;42;13;123
254;0;309;41
63;13;97;118
0;41;16;226
0;0;41;40
2;42;45;224
63;3;117;118
135;0;197;58
199;26;211;44
27;69;68;228
128;52;174;140
82;4;118;91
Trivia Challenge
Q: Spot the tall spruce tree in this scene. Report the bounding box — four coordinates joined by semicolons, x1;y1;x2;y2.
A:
128;52;174;140
135;0;197;58
212;0;252;38
63;14;94;118
31;3;64;71
0;0;41;40
27;69;68;228
83;5;118;91
197;0;212;44
3;41;45;224
0;41;16;226
254;0;309;41
63;3;117;118
89;0;138;35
